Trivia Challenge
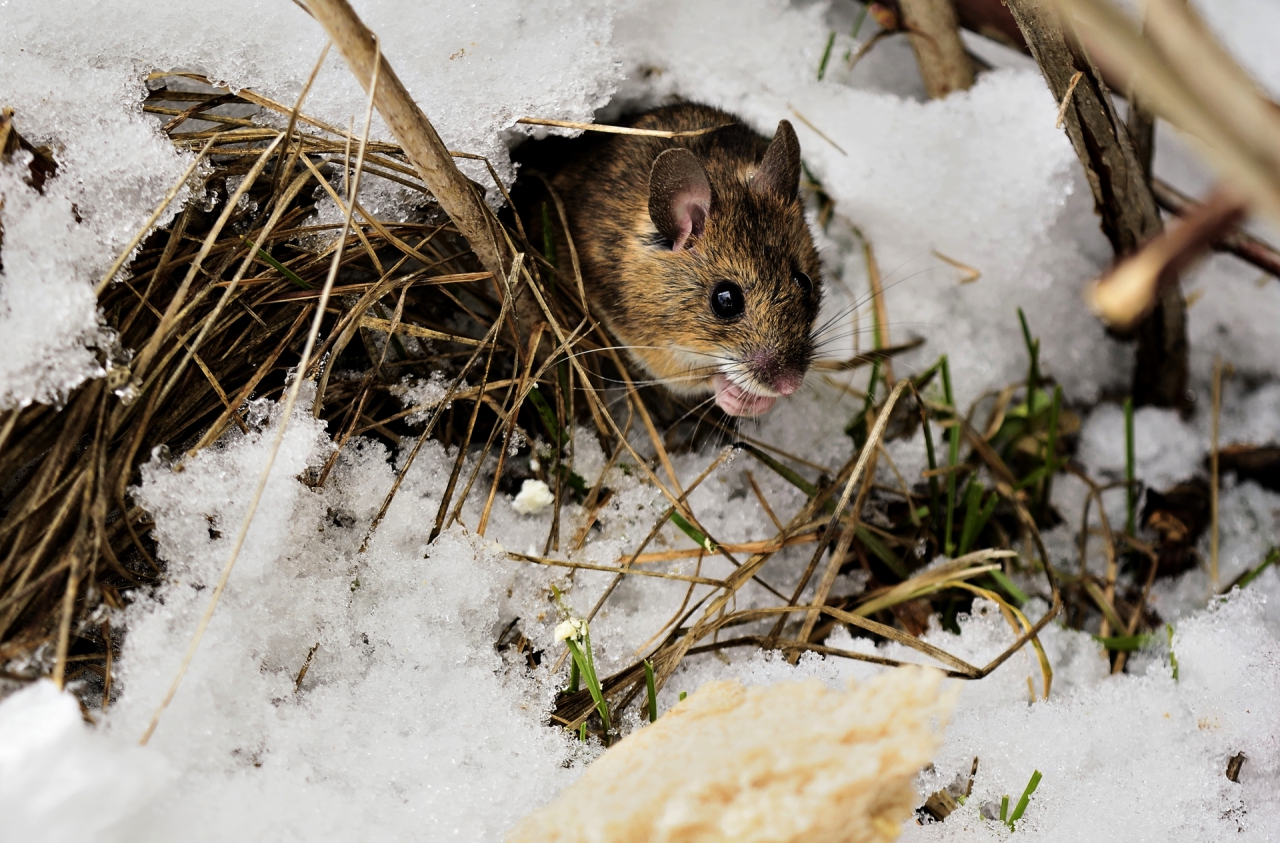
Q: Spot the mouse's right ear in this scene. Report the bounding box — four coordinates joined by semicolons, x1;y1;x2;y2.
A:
649;148;712;251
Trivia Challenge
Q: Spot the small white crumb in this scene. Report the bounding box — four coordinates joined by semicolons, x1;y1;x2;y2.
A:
512;479;554;515
555;617;587;643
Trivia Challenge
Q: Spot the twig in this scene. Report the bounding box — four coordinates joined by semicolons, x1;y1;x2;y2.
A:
1152;178;1280;281
898;0;976;99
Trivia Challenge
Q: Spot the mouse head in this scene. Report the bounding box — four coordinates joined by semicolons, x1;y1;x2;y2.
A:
637;120;822;417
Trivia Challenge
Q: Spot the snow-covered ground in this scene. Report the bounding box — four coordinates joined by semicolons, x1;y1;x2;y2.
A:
2;0;1279;840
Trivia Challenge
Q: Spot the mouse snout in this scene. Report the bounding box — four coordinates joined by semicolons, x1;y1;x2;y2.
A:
746;349;806;396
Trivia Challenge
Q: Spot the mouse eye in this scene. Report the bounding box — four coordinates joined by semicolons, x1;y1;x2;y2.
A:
710;281;745;320
792;270;813;296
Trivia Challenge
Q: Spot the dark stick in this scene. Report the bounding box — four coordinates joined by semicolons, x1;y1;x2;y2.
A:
1003;0;1187;409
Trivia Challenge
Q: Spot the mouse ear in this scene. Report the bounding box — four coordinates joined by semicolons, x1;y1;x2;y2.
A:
649;148;712;251
751;120;801;202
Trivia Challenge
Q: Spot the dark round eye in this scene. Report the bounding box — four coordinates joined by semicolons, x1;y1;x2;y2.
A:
710;281;745;320
792;270;813;296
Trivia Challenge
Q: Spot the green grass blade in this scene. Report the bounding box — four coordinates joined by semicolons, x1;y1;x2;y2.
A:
527;386;564;447
856;526;907;578
244;237;312;289
958;481;984;556
1015;465;1048;491
1237;547;1280;590
670;510;717;553
1092;633;1152;651
941;356;960;556
921;391;941;526
818;30;836;80
1017;307;1040;392
1008;770;1042;827
566;637;612;743
988;569;1028;606
644;659;658;723
850;2;870;37
737;442;818;497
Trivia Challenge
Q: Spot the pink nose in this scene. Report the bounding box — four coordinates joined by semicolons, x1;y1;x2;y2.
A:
773;372;802;396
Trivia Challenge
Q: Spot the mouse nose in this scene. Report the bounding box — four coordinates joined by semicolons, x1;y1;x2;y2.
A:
772;371;803;396
747;349;805;396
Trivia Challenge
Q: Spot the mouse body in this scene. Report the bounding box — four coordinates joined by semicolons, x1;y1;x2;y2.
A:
550;103;823;417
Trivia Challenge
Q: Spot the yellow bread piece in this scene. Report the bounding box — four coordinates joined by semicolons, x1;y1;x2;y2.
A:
508;666;958;843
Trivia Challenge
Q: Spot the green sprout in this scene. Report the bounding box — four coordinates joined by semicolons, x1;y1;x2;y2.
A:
1236;547;1280;590
556;616;612;744
644;659;658;723
818;30;836;80
941;355;960;556
999;769;1043;831
670;509;717;553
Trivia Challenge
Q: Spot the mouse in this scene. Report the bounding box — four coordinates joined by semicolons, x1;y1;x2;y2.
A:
548;103;823;417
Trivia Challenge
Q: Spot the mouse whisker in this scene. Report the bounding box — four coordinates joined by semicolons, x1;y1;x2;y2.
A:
666;393;722;431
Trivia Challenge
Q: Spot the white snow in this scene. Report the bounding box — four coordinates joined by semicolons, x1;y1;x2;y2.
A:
0;680;170;843
2;0;1280;841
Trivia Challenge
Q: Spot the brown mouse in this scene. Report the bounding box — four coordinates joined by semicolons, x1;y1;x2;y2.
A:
549;103;823;417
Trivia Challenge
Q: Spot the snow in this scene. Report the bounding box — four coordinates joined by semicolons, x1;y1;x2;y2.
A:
0;680;169;843
2;0;1280;841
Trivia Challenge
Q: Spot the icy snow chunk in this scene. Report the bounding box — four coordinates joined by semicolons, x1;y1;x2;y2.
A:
0;681;169;843
392;371;450;424
0;163;108;407
132;392;334;583
0;35;193;408
105;394;580;841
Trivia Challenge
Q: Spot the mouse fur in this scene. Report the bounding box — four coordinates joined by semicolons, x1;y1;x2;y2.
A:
548;103;823;417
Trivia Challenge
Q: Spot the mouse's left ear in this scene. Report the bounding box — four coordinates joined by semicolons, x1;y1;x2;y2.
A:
649;148;712;252
751;120;801;202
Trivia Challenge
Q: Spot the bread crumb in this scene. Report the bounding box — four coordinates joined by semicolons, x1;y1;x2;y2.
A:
513;479;555;515
507;666;957;843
